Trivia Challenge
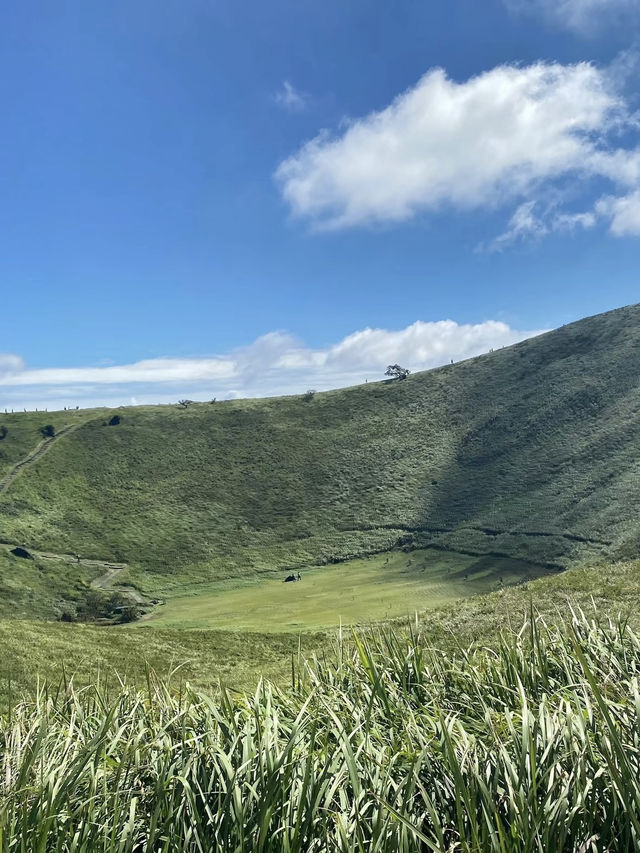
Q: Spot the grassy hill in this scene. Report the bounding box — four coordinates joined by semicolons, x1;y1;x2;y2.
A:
1;303;640;618
3;306;640;848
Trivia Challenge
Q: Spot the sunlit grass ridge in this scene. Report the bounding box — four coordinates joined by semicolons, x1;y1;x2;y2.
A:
2;609;640;851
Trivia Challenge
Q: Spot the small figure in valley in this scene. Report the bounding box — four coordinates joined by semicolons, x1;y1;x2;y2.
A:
76;554;81;563
297;572;301;580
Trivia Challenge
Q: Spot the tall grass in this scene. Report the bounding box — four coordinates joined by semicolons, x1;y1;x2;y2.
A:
2;610;640;851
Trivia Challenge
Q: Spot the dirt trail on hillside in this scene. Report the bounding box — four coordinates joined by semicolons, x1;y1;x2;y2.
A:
88;563;145;604
42;552;145;603
0;424;80;496
91;565;125;587
1;542;146;604
90;565;145;604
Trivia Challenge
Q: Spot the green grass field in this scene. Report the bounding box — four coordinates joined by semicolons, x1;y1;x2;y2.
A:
142;549;547;631
1;303;640;627
0;303;640;712
0;558;638;707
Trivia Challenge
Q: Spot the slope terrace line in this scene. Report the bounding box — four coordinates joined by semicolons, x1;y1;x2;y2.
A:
0;423;81;496
337;523;612;548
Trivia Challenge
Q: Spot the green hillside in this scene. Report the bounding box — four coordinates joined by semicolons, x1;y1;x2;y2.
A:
1;303;640;618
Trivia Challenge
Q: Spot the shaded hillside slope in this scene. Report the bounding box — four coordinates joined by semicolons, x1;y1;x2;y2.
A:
1;303;640;593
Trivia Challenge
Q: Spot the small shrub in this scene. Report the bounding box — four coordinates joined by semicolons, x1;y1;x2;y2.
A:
10;547;33;559
177;399;194;409
59;607;76;623
302;389;316;402
108;415;121;426
0;425;7;440
40;424;55;438
118;605;141;623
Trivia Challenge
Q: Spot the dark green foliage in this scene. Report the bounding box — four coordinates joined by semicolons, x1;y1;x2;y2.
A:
61;588;139;624
0;426;7;440
39;424;55;438
117;604;141;623
9;547;32;560
107;415;121;426
385;363;410;379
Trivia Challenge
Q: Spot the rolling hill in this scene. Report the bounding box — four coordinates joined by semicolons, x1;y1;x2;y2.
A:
1;303;640;620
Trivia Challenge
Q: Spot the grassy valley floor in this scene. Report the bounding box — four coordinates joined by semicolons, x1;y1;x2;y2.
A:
140;549;548;631
0;558;638;711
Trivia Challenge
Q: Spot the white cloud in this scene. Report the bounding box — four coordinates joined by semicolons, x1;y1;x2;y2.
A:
505;0;638;34
0;354;25;377
274;81;308;112
596;190;640;233
0;357;235;386
276;60;640;243
486;201;550;251
276;62;623;229
552;210;597;230
0;319;545;411
485;201;597;250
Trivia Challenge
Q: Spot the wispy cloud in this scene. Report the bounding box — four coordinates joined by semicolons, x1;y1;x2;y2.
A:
274;80;308;112
485;201;550;251
276;59;640;245
0;319;546;411
505;0;639;35
0;358;235;386
0;354;25;375
596;190;640;234
483;200;597;251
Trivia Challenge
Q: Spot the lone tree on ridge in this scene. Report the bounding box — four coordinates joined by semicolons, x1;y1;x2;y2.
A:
385;364;410;381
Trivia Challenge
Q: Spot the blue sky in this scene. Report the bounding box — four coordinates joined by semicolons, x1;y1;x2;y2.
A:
1;0;640;409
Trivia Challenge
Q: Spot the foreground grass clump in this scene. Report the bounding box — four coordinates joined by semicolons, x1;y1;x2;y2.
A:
2;611;640;851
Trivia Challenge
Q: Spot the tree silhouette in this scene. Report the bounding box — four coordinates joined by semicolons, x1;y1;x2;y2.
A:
385;364;410;380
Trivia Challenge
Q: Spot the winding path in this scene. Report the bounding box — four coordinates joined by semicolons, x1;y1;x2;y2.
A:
0;424;80;496
1;542;146;604
41;551;145;603
90;564;145;604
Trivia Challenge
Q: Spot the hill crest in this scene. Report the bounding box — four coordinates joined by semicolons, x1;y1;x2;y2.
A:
1;302;639;611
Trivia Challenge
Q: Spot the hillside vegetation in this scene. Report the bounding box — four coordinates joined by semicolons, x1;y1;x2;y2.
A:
3;609;640;852
1;304;640;615
2;307;640;851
